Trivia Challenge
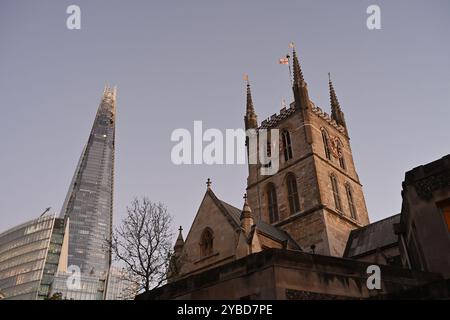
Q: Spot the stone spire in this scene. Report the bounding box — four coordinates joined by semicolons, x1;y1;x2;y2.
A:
244;75;258;130
328;73;341;116
292;48;305;87
291;46;310;111
328;73;347;132
174;226;184;254
240;194;254;235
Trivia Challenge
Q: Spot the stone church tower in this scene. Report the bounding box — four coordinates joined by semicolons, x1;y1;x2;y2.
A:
245;48;370;257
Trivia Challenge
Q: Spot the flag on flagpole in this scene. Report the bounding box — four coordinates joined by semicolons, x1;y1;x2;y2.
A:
289;42;295;49
243;74;249;81
279;57;289;65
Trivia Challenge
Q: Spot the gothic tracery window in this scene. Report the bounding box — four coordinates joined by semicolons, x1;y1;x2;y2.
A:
200;228;214;257
282;130;293;162
322;129;331;160
286;173;300;215
345;183;357;220
338;140;346;170
267;183;279;223
330;174;342;212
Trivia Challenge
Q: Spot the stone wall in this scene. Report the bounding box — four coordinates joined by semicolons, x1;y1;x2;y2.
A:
178;192;238;276
398;154;450;278
137;249;443;300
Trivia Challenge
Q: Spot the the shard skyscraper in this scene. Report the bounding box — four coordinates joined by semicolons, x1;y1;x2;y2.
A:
56;86;116;299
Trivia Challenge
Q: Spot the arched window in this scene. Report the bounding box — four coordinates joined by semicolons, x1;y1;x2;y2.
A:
267;184;279;223
282;130;293;162
330;174;342;212
321;129;331;160
337;140;346;170
286;173;300;214
345;184;357;220
200;228;214;257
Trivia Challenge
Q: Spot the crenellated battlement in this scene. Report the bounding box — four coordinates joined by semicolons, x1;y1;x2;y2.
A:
311;104;346;134
258;101;345;134
259;102;296;129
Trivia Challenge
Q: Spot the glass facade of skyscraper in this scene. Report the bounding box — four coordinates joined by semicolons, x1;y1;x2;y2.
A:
59;86;116;298
50;272;106;300
0;214;66;300
0;87;116;300
105;266;138;300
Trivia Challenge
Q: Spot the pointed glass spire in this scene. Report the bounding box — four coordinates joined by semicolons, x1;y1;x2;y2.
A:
60;86;116;282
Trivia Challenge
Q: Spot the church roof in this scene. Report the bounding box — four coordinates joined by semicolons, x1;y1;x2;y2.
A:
218;199;302;250
343;214;400;258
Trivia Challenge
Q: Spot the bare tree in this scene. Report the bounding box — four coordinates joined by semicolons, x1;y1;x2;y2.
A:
110;197;174;293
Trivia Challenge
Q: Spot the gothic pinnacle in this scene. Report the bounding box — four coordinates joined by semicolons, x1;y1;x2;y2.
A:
329;73;341;114
244;74;258;130
245;75;255;115
292;48;305;86
241;193;252;219
328;73;347;131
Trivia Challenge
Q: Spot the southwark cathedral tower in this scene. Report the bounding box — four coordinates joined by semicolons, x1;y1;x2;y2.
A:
245;49;370;257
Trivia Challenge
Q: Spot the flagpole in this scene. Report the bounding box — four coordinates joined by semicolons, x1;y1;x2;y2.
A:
287;41;295;87
287;54;293;87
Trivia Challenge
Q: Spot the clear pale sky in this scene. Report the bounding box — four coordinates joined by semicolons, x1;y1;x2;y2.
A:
1;0;449;237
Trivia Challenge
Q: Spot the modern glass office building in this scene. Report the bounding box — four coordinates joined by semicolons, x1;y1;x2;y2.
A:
59;86;117;298
0;214;66;300
50;272;105;300
105;266;138;300
0;87;116;300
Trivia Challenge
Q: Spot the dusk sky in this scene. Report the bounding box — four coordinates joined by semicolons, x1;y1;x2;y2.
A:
1;0;449;238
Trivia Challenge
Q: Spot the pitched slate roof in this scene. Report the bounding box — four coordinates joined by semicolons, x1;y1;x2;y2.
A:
343;214;400;258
